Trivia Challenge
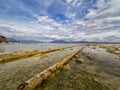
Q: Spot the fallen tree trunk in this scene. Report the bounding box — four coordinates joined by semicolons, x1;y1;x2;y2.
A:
0;50;39;63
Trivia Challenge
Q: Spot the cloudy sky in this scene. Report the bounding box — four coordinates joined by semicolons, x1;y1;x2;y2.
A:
0;0;120;42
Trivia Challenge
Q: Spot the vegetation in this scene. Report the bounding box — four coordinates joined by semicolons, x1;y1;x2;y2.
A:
0;35;7;43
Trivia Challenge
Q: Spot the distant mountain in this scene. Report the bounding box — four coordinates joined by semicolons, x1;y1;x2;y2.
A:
51;40;89;43
7;38;18;42
51;40;68;43
5;37;120;44
51;40;120;44
0;35;7;43
18;40;42;43
7;38;42;43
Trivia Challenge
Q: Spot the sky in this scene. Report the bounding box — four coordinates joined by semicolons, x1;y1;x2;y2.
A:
0;0;120;42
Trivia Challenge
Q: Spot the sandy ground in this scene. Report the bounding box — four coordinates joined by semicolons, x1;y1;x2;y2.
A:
0;46;81;90
36;45;120;90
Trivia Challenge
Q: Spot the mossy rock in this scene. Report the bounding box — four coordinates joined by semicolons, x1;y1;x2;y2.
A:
49;73;55;79
38;54;48;59
63;64;71;70
55;70;61;75
75;59;84;64
86;55;93;60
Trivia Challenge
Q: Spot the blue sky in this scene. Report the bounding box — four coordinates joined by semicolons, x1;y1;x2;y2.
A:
0;0;120;42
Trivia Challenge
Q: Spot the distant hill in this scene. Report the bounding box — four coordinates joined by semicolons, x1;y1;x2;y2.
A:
51;40;68;43
7;38;42;43
4;37;120;44
7;38;18;42
0;35;7;43
51;39;89;43
51;40;120;44
18;40;42;43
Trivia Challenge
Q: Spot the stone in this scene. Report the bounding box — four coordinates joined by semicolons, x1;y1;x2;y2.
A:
76;59;84;63
86;55;92;60
59;48;65;51
117;48;120;51
114;51;120;55
55;70;60;75
63;64;71;70
49;73;55;79
74;55;80;59
38;54;48;59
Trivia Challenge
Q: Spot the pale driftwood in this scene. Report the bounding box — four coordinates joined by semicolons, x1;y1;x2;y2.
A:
0;45;79;63
16;46;85;90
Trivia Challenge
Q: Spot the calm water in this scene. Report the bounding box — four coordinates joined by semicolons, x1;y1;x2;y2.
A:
0;44;80;90
0;43;78;54
36;47;120;90
0;43;120;90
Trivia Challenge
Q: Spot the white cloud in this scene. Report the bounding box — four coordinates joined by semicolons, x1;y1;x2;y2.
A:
85;9;97;18
83;0;120;41
95;0;106;9
0;0;120;42
66;0;73;4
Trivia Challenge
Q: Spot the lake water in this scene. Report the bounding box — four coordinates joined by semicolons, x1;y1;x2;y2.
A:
0;43;78;54
35;46;120;90
0;43;120;90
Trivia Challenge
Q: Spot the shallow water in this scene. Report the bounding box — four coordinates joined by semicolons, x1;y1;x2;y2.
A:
0;46;80;90
36;47;120;90
0;44;120;90
0;43;78;54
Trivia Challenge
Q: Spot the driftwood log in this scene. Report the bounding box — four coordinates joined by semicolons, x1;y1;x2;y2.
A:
0;45;79;63
16;46;85;90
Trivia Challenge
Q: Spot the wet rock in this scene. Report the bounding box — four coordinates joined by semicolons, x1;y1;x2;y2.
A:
55;70;60;75
93;78;99;83
114;51;120;55
38;54;48;59
74;55;79;59
117;48;120;51
59;48;65;51
70;48;73;50
63;64;71;70
93;46;99;49
75;59;84;64
86;55;93;60
49;73;55;79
